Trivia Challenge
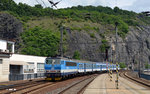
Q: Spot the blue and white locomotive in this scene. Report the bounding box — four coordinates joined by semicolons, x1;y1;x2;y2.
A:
45;57;118;81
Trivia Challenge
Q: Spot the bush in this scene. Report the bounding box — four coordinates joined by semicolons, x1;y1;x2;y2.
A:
145;63;150;69
73;51;80;59
119;62;126;69
100;39;109;52
90;33;95;38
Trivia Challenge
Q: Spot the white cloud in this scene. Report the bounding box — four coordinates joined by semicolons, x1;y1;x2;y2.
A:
13;0;149;12
123;0;150;12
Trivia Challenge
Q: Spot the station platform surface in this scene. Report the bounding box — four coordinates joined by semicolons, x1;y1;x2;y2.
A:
83;73;150;94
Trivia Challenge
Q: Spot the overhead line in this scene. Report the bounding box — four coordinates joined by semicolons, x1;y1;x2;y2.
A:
35;0;40;4
41;0;47;7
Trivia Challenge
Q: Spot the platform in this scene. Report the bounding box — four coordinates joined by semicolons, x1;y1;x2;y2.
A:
83;73;150;94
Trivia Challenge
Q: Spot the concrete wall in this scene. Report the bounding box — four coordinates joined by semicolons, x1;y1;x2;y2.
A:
0;39;15;53
0;58;10;82
0;40;7;50
0;54;46;82
10;54;46;74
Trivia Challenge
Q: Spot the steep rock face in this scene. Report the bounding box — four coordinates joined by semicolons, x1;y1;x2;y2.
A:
65;28;102;62
0;13;23;51
64;25;150;69
124;26;150;69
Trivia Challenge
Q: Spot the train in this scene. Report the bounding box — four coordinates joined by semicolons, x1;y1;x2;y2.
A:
45;57;119;81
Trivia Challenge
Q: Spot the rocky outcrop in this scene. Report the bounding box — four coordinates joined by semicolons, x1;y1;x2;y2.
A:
64;25;150;69
0;13;23;39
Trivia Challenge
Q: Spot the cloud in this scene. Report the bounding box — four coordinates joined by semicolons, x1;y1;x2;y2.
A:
13;0;149;12
123;0;150;13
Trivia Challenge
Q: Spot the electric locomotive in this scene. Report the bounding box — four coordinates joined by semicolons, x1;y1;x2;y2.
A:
45;57;79;80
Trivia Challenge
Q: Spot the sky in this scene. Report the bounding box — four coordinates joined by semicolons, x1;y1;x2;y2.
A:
13;0;150;13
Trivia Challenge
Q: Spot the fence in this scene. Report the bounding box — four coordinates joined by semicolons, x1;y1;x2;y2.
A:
9;73;46;81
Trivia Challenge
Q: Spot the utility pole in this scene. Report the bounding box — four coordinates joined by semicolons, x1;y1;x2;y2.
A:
138;51;141;77
115;22;119;89
110;37;113;81
60;26;63;57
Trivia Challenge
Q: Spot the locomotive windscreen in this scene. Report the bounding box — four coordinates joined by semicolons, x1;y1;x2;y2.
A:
46;59;60;64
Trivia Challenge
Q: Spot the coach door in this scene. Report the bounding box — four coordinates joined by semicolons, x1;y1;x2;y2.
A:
84;63;86;73
100;65;102;72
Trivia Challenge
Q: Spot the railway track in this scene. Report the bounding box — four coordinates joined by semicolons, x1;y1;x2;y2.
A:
120;71;150;89
0;80;50;94
11;82;54;94
32;74;100;94
58;74;98;94
0;74;99;94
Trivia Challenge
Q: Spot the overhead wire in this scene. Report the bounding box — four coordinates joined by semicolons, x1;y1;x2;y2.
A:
41;0;47;7
35;0;40;4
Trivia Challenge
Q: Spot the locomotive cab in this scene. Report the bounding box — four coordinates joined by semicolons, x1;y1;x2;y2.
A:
45;58;61;80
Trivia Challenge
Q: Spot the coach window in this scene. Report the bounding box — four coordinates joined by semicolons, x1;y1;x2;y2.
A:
86;64;88;68
66;62;77;66
79;64;83;68
0;59;2;64
89;65;91;68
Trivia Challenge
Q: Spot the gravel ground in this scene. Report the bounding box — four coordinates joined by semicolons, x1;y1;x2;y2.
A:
31;74;99;94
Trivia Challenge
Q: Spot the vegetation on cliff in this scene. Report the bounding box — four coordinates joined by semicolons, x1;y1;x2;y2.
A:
0;0;150;58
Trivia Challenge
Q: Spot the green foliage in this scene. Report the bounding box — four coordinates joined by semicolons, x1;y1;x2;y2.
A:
73;51;80;60
99;33;105;38
100;39;110;52
0;0;142;33
145;63;150;69
21;26;60;57
119;62;126;69
90;33;95;38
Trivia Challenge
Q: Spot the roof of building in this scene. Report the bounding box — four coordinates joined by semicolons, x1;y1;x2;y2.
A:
0;38;16;42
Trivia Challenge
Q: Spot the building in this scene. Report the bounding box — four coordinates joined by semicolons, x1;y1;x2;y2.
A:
0;39;15;82
10;54;46;74
0;39;47;82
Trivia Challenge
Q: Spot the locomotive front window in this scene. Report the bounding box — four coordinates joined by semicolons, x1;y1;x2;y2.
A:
46;59;60;64
55;59;60;64
46;59;52;64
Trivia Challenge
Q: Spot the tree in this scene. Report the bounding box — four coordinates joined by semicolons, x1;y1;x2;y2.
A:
35;4;43;9
21;27;60;57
